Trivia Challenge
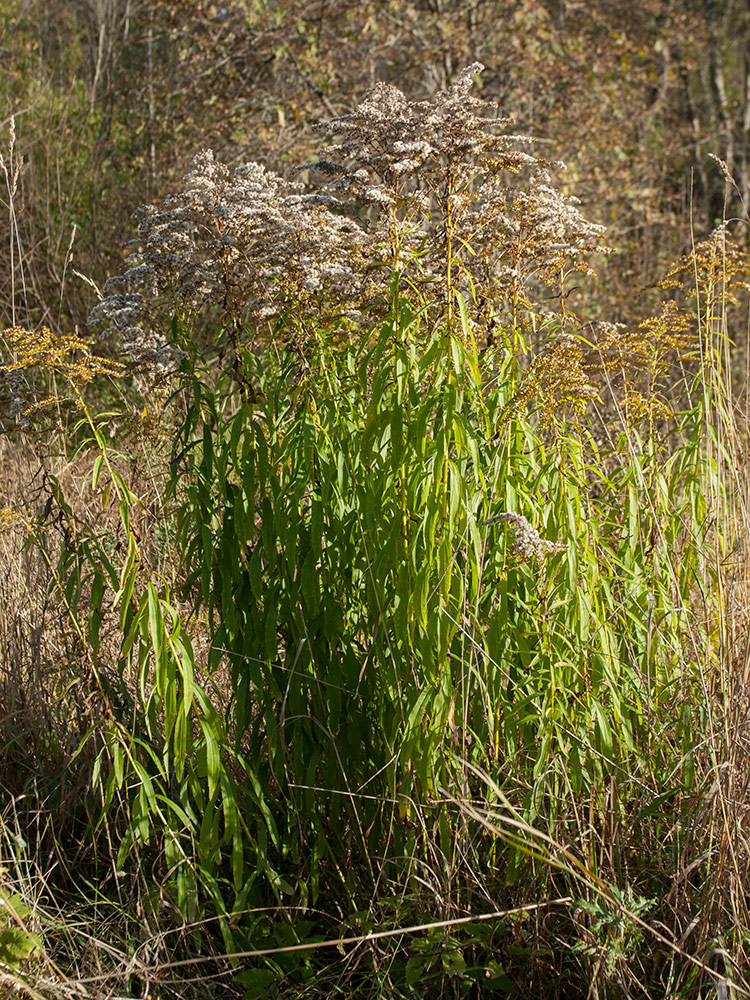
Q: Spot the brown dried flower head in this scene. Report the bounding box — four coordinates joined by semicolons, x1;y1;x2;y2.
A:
304;63;610;326
484;511;564;566
92;65;610;366
90;151;372;366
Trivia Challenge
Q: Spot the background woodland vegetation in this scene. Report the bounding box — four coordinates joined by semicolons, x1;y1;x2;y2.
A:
2;0;750;333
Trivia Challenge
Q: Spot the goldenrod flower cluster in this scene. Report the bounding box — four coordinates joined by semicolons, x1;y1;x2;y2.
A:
0;326;124;432
91;65;611;364
483;511;564;566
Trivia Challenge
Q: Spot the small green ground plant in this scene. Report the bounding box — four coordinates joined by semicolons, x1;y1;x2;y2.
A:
2;65;749;999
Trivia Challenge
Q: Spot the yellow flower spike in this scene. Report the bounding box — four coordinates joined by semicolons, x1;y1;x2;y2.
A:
0;506;32;535
0;326;126;386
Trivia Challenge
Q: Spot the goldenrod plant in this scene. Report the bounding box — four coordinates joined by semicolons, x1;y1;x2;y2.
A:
1;65;749;999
